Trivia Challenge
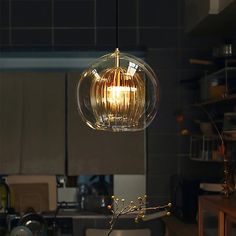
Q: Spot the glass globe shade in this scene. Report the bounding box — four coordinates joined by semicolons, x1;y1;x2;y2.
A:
77;49;159;132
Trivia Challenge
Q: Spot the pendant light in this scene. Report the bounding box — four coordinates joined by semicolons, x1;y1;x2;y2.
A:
77;0;160;132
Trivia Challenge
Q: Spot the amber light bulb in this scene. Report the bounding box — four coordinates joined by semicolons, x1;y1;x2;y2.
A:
90;66;145;126
77;49;159;132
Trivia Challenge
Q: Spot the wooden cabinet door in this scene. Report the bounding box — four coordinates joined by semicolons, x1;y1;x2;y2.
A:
20;72;65;174
67;72;146;175
0;73;23;174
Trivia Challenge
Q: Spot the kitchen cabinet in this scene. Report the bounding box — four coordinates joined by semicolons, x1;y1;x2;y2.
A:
198;195;236;236
0;70;145;175
225;215;236;236
0;72;65;175
67;72;146;175
0;73;23;174
20;72;65;174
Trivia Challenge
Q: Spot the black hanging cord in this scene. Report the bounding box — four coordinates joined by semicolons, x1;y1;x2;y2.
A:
116;0;119;49
65;73;68;176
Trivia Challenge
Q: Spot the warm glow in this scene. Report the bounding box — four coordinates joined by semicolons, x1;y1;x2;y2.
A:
90;66;145;126
106;86;137;109
77;49;159;131
107;86;137;92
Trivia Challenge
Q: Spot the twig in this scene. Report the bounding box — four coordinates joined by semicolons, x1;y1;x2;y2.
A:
106;196;171;236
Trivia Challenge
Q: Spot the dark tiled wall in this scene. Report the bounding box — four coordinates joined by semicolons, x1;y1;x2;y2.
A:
0;0;178;49
0;0;183;50
144;0;229;205
0;0;230;204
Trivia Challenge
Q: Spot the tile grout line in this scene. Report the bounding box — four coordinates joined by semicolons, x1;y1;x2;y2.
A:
0;26;182;30
94;0;97;45
136;0;140;46
51;0;54;47
9;0;12;45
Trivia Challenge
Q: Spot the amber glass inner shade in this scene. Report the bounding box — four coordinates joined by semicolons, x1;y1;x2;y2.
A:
91;67;145;126
77;49;159;132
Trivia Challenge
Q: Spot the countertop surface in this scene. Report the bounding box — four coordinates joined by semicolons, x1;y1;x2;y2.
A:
1;209;168;220
44;210;113;219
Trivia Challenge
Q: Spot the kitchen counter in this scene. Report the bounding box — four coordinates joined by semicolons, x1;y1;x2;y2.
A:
42;208;168;219
2;208;169;220
43;210;113;219
1;210;167;236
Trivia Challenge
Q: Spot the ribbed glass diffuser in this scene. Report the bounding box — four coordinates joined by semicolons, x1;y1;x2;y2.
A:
77;48;159;132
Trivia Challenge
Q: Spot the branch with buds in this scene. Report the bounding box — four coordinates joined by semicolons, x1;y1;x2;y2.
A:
106;195;171;236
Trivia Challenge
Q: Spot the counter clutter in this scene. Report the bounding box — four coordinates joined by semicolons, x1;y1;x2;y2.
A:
0;209;168;236
0;196;170;236
0;175;171;236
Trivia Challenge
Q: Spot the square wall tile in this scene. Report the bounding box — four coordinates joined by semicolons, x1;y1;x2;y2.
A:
148;109;178;133
140;28;179;48
147;173;172;197
179;29;223;49
12;29;51;45
54;29;94;46
139;0;178;27
147;133;178;155
0;29;9;45
96;29;116;46
156;69;179;90
0;0;9;28
148;154;178;175
147;49;180;69
119;0;137;27
119;28;137;47
96;0;137;27
177;135;191;155
96;0;115;27
177;0;185;27
97;28;137;47
11;0;52;27
54;0;94;27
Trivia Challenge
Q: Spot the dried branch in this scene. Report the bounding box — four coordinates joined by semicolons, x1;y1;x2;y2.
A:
106;196;171;236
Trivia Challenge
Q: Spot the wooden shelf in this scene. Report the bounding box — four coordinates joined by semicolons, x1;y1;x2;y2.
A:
190;157;223;163
223;131;236;141
204;67;236;79
193;94;236;107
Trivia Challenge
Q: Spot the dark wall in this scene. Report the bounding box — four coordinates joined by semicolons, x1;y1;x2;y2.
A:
142;0;226;205
0;0;180;50
0;0;231;204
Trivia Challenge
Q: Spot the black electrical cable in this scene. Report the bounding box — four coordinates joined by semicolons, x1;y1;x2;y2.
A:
115;0;119;49
65;73;68;176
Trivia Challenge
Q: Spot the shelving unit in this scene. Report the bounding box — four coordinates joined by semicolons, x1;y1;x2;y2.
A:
197;60;236;104
223;131;236;141
190;135;223;162
183;59;236;164
193;93;236;107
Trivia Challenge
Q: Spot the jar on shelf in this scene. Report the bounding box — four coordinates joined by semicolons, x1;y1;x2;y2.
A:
208;78;226;99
